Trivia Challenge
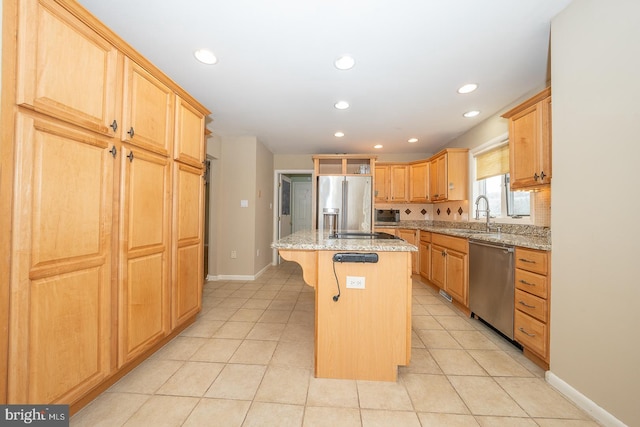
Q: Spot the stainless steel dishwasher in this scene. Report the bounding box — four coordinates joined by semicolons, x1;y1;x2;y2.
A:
469;239;515;339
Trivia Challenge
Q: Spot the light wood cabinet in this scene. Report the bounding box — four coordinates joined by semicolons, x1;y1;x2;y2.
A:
16;0;119;137
118;147;171;365
172;163;205;328
174;96;206;168
8;112;114;404
502;87;552;190
430;233;469;306
398;229;418;274
122;58;175;157
429;149;468;202
514;247;551;368
419;232;431;281
374;165;390;203
375;164;408;202
4;0;210;412
409;161;429;202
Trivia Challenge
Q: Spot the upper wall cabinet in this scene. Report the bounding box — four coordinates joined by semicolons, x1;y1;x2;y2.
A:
122;58;175;157
16;0;119;137
375;164;409;203
429;149;468;202
502;87;552;190
409;161;429;203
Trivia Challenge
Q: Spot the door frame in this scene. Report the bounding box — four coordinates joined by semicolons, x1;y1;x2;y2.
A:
272;169;313;265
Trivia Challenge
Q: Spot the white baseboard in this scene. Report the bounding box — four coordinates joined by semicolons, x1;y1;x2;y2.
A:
546;371;627;427
205;264;270;282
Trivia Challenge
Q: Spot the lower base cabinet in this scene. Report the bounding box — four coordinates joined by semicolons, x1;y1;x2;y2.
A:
398;229;419;274
419;232;431;281
429;233;469;307
514;247;551;368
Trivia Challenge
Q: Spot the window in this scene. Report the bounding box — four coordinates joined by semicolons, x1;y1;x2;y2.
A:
472;142;530;220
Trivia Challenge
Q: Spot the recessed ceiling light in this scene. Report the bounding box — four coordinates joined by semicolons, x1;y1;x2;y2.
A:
194;49;217;65
334;55;355;70
374;144;383;149
463;110;480;118
334;101;350;110
408;138;418;143
457;83;478;94
334;132;345;138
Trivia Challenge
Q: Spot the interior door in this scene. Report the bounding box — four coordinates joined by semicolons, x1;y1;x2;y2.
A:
279;175;292;238
292;180;312;233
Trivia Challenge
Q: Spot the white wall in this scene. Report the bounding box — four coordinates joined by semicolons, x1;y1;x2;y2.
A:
550;1;640;425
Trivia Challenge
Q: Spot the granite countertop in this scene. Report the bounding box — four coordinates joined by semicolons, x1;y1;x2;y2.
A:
271;230;418;252
375;220;551;251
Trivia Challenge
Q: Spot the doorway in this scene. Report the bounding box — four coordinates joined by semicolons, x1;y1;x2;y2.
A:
273;170;313;264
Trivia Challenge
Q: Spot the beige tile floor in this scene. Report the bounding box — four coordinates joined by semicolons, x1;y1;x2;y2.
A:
72;262;601;427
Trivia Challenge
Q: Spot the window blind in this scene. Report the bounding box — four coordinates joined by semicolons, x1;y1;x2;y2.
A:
475;143;509;180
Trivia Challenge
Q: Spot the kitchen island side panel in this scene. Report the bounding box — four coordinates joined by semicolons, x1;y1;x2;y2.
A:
315;251;411;381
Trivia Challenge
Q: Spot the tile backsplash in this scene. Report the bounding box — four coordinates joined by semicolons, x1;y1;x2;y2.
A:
376;190;550;227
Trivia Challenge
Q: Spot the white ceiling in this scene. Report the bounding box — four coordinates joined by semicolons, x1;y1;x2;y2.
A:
77;0;571;155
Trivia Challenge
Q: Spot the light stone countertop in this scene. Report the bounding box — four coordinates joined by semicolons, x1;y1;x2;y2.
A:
375;221;551;251
271;230;418;252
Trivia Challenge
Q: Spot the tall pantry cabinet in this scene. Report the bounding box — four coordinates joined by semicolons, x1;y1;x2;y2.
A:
2;0;210;411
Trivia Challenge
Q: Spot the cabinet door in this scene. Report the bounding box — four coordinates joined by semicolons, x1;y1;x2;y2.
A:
419;241;430;280
172;163;204;328
540;96;552;183
174;96;206;168
389;165;408;202
409;162;429;202
430;244;446;289
16;0;118;136
119;147;171;365
374;165;389;202
9;113;113;403
122;58;175;156
429;159;439;201
445;249;468;306
436;155;447;200
398;229;418;274
509;104;540;189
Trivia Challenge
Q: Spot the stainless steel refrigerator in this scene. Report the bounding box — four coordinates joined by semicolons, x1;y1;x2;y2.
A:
317;176;372;232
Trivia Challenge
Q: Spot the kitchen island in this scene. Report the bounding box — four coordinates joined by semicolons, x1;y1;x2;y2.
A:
272;230;417;381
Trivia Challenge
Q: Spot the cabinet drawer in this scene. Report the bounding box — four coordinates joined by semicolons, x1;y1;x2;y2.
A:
515;269;548;299
432;233;468;254
420;231;431;243
515;247;548;275
514;310;548;359
515;289;547;323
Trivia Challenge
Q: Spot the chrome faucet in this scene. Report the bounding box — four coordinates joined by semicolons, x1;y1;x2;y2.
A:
475;195;493;232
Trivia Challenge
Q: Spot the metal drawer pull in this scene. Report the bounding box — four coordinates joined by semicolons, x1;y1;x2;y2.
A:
518;258;536;263
518;300;536;309
518;327;536;337
519;279;535;286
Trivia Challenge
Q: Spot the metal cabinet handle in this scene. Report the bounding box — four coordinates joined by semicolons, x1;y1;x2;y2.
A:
127;127;135;138
540;171;546;181
110;120;118;132
109;146;117;158
518;258;536;264
518;300;536;309
127;151;134;162
534;173;539;181
519;279;535;286
518;327;536;337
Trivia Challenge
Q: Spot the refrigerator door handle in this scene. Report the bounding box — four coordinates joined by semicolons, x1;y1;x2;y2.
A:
341;179;348;230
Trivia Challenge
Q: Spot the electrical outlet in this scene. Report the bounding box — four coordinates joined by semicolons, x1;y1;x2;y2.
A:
346;276;365;289
231;250;237;259
256;249;260;257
